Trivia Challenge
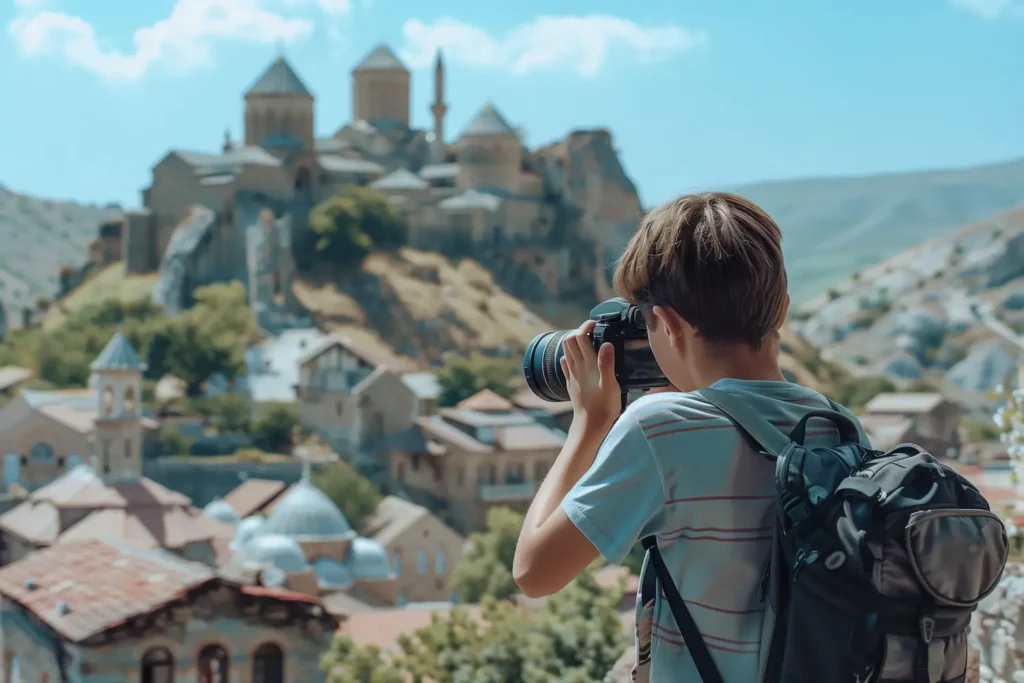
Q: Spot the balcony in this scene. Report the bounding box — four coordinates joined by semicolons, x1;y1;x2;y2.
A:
478;482;536;502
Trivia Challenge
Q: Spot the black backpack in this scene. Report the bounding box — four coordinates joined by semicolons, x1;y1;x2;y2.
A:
642;387;1008;683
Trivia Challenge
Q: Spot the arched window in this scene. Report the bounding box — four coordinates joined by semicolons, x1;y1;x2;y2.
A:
140;647;174;683
417;550;427;575
101;386;114;416
435;550;446;574
30;442;54;461
197;644;230;683
252;643;284;683
124;386;136;415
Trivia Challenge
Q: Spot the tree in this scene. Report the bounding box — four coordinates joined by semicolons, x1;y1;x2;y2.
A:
190;393;253;433
438;358;517;407
322;635;405;683
313;461;383;531
995;384;1024;460
833;375;896;411
344;186;405;248
451;507;523;603
159;427;194;456
322;568;629;683
251;402;300;453
309;196;374;266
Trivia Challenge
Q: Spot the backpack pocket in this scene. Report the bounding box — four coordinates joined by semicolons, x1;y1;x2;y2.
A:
904;509;1007;608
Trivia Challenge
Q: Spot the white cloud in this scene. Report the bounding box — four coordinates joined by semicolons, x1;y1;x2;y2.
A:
7;0;322;82
399;15;707;79
281;0;351;15
951;0;1024;18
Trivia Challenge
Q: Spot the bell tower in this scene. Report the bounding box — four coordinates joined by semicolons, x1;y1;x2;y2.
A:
90;333;146;480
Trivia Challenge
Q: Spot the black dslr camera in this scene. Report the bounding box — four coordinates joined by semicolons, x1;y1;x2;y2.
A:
523;297;669;403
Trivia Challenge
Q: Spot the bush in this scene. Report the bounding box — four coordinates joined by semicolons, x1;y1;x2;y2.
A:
159;428;194;456
437;358;517;407
834;375;896;410
251;402;300;453
308;188;405;267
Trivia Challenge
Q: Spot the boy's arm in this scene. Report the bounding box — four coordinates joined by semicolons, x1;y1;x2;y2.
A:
512;415;613;598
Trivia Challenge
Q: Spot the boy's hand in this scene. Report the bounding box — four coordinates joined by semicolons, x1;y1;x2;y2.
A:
560;320;620;428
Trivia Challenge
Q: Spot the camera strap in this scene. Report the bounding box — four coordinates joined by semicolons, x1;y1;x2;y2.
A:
640;535;725;683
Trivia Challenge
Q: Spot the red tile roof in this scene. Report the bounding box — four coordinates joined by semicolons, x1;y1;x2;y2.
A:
223;478;288;518
457;389;514;412
0;538;215;642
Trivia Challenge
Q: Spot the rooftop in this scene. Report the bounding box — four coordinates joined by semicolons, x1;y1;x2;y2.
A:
864;392;948;414
438;189;502;213
0;365;31;392
223;477;289;518
401;372;441;400
361;495;430;547
0;538;215;642
246;56;313;97
370;168;429;191
90;332;146;372
318;155;386;175
460;103;516;138
352;44;408;73
457;388;514;412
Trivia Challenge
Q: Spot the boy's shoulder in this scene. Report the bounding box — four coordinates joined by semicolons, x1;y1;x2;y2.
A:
620;390;729;432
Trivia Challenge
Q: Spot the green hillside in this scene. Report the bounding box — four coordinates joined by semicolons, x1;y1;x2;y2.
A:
736;157;1024;302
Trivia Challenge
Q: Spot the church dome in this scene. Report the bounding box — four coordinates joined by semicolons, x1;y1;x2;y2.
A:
262;481;353;540
313;557;354;589
231;516;267;549
347;537;391;580
242;534;309;574
203;498;239;524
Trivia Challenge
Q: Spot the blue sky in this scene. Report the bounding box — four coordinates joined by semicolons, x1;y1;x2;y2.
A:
0;0;1022;209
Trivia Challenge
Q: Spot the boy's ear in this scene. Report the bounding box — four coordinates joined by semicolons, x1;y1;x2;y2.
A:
652;306;688;348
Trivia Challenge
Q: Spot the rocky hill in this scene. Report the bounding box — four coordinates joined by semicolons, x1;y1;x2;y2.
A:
794;203;1024;400
0;185;120;319
737;157;1024;303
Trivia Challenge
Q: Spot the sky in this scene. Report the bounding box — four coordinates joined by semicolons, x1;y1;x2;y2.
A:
0;0;1022;209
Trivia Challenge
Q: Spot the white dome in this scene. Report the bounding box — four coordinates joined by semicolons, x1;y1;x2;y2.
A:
263;481;353;540
242;534;309;573
203;498;239;524
231;516;267;549
347;537;391;580
313;557;354;588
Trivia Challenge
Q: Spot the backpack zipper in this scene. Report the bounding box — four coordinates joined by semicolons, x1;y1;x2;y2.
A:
758;560;770;602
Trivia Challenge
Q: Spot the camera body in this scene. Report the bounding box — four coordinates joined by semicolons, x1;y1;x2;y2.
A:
523;298;669;403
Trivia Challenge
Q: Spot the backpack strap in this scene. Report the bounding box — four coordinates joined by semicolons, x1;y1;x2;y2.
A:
697;388;791;457
641;536;725;683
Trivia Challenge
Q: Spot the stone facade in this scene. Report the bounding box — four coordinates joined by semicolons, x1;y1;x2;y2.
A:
120;43;643;330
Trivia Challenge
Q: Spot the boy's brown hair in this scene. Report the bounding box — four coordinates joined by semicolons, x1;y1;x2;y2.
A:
614;191;787;349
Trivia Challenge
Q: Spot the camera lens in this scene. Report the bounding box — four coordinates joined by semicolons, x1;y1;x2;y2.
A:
523;330;573;402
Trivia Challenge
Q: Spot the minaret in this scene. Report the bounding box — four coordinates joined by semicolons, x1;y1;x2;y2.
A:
90;332;146;480
223;127;233;153
430;50;448;163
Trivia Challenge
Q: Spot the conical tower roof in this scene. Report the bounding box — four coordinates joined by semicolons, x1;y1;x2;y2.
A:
460;103;516;138
90;333;146;372
246;56;313;97
352;44;408;73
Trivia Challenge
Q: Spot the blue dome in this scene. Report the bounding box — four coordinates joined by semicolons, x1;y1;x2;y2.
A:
263;482;353;540
347;537;391;580
231;516;267;549
313;557;354;588
242;533;309;573
203;498;239;524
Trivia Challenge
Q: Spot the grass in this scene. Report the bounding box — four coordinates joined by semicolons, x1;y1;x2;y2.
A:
42;261;158;330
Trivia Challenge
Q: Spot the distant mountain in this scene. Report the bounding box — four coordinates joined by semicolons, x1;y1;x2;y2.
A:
0;186;120;320
736;157;1024;303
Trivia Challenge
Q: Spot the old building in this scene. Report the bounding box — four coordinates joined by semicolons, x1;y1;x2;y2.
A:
0;333;158;491
296;334;419;458
376;389;565;534
217;467;400;612
862;392;963;456
360;495;465;604
0;538;337;683
121;43;611;332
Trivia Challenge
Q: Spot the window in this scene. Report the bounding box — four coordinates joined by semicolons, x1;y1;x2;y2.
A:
197;644;230;683
101;386;114;416
252;643;284;683
140;647;174;683
417;550;428;575
391;550;402;576
435;550;446;574
124;439;132;459
29;443;54;461
124;386;136;414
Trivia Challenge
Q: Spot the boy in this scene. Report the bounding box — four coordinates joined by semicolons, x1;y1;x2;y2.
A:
512;192;868;682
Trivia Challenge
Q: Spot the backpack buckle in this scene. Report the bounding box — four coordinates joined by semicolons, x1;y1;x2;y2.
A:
919;616;935;643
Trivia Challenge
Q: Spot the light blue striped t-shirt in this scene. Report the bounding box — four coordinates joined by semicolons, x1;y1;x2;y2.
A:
562;378;869;683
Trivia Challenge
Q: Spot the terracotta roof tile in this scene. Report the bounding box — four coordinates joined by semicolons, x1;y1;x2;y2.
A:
0;538;215;642
494;424;565;451
456;389;514;412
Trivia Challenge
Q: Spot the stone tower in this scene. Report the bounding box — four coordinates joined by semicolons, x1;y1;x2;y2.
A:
244;56;315;152
456;103;521;191
91;333;146;480
430;50;448;163
351;44;410;127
